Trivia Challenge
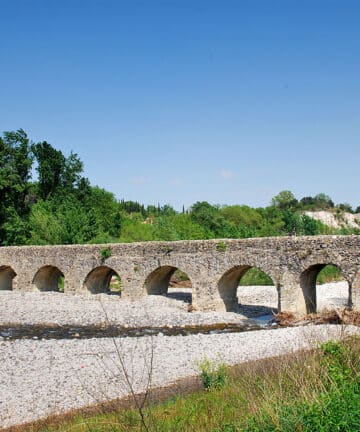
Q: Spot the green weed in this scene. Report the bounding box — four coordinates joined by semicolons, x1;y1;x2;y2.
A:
199;358;228;390
100;246;112;261
216;241;227;252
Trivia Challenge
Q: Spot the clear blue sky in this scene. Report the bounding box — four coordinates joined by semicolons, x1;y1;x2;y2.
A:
1;0;359;209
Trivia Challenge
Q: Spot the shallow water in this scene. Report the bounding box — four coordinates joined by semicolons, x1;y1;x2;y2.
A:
0;321;269;341
253;314;274;326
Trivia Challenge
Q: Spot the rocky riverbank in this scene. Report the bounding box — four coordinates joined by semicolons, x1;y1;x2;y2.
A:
0;282;353;429
1;325;359;429
0;282;349;327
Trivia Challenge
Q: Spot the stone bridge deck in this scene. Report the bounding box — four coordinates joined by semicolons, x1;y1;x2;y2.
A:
0;235;359;314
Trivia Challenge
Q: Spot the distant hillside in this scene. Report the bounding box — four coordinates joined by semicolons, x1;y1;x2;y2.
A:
304;211;360;230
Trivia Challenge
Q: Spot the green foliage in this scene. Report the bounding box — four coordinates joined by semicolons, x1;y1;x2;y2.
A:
119;200;146;216
100;247;112;261
243;340;360;432
316;265;342;285
28;199;98;245
153;217;179;241
119;217;155;243
32;141;66;199
109;274;122;293
256;206;285;236
336;202;353;213
301;214;325;235
220;205;264;229
300;193;335;211
271;190;298;210
190;201;238;238
1;206;29;245
173;269;189;281
216;241;227;252
240;267;273;286
0;129;32;244
200;358;228;390
172;214;208;239
58;275;65;292
1;129;359;247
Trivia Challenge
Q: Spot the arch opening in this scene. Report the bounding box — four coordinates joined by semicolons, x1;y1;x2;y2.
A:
144;266;192;303
218;266;277;315
0;266;17;291
84;266;122;295
33;265;64;292
300;264;349;314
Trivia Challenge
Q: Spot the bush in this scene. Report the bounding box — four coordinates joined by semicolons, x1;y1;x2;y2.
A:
200;358;228;390
100;246;111;261
216;241;227;252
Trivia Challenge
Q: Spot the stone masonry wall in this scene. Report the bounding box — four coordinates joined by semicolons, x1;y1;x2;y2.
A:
0;235;359;313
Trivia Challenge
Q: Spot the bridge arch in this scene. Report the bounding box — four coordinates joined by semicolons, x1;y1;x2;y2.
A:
84;266;121;295
0;265;17;290
144;265;193;302
33;265;64;292
218;265;276;312
300;263;349;313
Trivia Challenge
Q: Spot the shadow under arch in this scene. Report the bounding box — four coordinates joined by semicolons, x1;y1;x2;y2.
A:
84;266;121;295
0;265;17;290
218;265;276;313
33;265;64;292
144;266;192;302
300;263;348;314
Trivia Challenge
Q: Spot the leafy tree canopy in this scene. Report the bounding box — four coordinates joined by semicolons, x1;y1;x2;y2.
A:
0;129;358;246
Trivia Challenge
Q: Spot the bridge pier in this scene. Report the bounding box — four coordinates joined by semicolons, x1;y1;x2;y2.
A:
278;271;307;315
190;277;220;311
13;270;35;292
352;272;360;311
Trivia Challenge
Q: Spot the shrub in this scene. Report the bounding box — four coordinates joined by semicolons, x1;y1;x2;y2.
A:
100;246;111;261
216;241;227;252
200;358;228;390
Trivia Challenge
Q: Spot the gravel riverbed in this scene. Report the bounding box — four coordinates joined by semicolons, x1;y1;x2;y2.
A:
0;282;353;428
0;282;349;327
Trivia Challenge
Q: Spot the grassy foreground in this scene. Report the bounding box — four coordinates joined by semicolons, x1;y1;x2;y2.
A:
21;336;360;432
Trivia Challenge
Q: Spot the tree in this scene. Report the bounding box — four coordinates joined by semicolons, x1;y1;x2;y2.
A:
302;214;322;235
336;203;353;213
32;142;86;200
220;205;264;229
299;196;316;210
190;201;238;238
271;190;298;210
257;206;285;236
0;129;33;244
282;210;303;235
32;141;66;199
153;217;178;241
160;204;176;216
313;193;334;210
170;214;208;240
62;152;84;191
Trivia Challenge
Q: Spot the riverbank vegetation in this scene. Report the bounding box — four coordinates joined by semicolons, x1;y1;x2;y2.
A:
15;336;360;432
1;129;359;247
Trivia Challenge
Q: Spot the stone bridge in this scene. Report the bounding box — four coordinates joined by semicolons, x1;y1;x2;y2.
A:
0;235;359;314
